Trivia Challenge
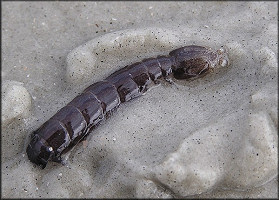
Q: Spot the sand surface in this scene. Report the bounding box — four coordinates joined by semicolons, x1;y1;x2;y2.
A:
2;2;278;198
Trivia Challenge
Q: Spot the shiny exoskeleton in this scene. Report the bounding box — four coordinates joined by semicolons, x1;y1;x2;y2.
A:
26;45;229;168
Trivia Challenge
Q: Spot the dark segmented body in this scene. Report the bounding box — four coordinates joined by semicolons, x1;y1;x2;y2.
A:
26;45;229;168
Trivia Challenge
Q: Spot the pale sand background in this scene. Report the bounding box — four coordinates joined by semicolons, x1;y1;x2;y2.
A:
2;2;278;198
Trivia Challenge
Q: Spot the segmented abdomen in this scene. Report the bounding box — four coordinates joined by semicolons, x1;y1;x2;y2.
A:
30;55;175;160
